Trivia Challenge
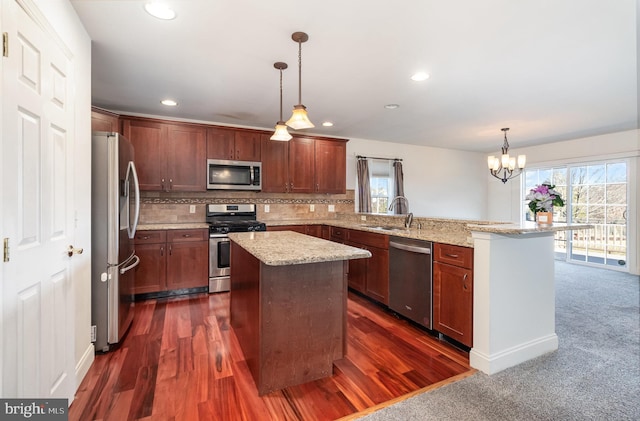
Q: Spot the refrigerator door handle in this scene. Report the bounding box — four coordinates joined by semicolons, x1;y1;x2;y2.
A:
119;254;140;275
126;161;141;239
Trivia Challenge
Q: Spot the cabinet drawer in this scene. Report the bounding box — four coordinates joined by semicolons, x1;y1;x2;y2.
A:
330;226;348;241
434;243;473;269
167;229;208;243
134;230;166;244
347;229;389;249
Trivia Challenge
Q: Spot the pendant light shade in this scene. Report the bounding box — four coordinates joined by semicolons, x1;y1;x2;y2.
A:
270;62;292;141
286;32;314;130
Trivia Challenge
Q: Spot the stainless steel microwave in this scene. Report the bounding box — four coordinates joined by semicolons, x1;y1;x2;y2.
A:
207;159;262;190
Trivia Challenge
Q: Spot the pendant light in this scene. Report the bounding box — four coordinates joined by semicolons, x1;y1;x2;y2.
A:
270;62;293;141
487;128;526;183
286;31;314;130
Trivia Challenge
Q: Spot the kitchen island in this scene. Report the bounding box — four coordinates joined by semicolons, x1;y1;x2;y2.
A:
227;231;371;395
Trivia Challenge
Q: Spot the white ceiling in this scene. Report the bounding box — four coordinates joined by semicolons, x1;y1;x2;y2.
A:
71;0;638;152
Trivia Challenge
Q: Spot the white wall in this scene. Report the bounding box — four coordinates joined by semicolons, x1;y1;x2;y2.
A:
487;129;640;275
346;138;488;220
33;0;93;386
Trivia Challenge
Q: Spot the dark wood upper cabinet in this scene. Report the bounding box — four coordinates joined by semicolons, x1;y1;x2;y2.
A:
207;127;262;161
288;136;316;193
122;118;206;192
234;131;262;161
91;107;119;132
166;124;206;191
261;134;347;194
315;139;346;194
260;134;289;193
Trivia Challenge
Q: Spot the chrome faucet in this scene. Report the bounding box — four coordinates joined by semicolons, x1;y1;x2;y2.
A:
388;196;413;228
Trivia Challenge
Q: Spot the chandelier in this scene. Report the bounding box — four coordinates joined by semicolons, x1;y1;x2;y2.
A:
487;128;526;183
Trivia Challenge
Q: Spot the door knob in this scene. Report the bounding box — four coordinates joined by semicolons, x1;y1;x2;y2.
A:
67;245;84;257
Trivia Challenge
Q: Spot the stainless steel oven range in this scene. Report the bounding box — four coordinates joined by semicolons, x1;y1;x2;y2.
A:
206;203;266;293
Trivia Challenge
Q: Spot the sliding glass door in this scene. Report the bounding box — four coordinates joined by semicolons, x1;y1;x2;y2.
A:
523;160;628;270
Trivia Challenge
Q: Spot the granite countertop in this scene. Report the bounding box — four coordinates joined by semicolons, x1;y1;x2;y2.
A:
266;219;474;247
467;221;594;234
228;231;372;266
137;222;209;231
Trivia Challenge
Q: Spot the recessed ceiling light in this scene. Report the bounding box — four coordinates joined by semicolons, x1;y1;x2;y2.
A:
322;121;334;127
384;104;399;109
144;2;176;20
411;72;430;81
161;99;177;106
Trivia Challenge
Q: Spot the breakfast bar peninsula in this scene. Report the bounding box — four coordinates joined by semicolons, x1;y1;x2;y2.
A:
227;231;371;395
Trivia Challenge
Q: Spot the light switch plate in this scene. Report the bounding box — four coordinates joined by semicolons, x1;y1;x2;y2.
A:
328;204;335;212
360;215;366;221
310;204;315;212
264;204;270;213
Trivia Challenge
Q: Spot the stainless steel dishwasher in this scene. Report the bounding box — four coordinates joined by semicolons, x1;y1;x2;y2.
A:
388;236;433;329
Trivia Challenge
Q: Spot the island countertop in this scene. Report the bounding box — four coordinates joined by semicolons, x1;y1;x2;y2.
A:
228;231;371;266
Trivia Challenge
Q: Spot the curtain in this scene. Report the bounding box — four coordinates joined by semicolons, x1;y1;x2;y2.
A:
393;160;406;214
356;158;372;213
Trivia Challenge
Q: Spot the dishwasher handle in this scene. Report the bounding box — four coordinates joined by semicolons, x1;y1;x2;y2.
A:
389;241;431;255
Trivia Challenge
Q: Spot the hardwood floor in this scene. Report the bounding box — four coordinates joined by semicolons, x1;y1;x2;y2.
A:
69;291;473;421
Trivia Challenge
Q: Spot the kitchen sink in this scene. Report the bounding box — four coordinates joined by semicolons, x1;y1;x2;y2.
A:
364;225;406;232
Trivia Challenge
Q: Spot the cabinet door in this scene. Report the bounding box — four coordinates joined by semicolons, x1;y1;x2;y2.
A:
234;131;262;161
133;243;167;294
345;240;366;294
305;225;322;238
207;127;235;160
122;119;167;191
91;108;119;132
260;134;289;193
433;262;473;347
166;240;209;290
365;245;389;305
166;124;206;191
288;136;315;193
315;139;346;193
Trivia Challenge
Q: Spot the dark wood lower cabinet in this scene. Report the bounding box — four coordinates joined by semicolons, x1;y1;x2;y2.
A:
433;261;473;347
134;228;208;297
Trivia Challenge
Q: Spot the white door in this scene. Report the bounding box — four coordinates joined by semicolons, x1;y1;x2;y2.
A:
1;0;76;400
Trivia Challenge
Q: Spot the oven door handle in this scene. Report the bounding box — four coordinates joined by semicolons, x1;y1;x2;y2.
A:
209;233;231;239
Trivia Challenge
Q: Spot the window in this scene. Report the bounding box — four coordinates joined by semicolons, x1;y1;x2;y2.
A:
370;159;394;214
523;160;628;270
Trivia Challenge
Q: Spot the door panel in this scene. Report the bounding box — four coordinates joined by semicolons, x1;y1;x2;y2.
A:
2;0;76;400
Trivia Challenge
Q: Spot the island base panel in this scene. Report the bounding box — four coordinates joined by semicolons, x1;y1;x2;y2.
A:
230;242;348;395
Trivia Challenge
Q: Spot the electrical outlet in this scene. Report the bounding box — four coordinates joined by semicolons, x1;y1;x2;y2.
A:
310;204;315;212
91;325;97;342
189;205;196;214
328;204;335;212
264;204;270;213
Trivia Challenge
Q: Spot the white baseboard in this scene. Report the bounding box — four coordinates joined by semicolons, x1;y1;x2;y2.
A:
470;334;559;375
73;343;95;399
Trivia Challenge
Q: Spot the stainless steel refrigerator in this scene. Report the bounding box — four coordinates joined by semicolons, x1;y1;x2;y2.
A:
91;132;140;352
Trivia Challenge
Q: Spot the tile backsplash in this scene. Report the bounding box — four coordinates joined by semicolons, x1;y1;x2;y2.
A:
138;190;355;224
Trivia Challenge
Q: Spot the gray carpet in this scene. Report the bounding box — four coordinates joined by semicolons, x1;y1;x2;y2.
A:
360;261;640;420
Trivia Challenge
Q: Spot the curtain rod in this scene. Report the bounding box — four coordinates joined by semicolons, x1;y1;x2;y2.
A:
356;155;402;162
